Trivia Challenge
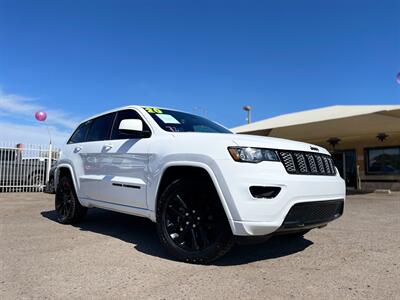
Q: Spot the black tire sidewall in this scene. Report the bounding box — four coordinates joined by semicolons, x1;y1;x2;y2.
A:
156;178;233;263
55;175;86;224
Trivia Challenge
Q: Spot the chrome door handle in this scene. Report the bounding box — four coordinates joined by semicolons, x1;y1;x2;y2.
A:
74;146;82;153
103;144;113;151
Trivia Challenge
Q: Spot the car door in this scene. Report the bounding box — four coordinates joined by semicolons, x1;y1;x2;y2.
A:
64;120;91;196
93;109;151;209
77;112;116;202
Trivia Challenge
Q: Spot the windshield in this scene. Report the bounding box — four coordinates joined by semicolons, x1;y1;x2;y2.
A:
143;107;232;133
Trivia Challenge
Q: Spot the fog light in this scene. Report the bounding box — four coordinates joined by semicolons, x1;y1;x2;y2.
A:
250;186;281;199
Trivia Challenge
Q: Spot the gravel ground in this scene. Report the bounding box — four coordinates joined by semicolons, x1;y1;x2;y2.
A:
1;192;399;300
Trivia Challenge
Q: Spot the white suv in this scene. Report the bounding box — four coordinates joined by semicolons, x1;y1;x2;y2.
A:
55;106;345;263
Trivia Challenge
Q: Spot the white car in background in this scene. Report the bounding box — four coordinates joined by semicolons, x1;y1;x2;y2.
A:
54;106;345;263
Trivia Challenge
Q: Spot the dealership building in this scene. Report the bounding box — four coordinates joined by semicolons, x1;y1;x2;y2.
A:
232;105;400;191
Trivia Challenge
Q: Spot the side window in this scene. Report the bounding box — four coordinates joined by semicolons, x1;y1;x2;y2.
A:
86;113;115;142
111;109;151;140
68;122;90;144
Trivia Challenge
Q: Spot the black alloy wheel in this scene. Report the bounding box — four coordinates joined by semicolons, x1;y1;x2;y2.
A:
157;178;233;264
55;175;87;224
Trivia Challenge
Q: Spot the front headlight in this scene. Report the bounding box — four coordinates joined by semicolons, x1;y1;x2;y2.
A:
228;147;280;163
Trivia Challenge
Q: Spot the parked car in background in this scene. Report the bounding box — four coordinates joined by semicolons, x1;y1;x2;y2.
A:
0;145;56;192
54;106;345;263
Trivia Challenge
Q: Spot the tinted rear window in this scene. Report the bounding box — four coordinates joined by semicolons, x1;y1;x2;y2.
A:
68;122;90;144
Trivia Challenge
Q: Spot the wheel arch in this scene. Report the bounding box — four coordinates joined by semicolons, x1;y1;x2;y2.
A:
54;164;78;194
152;162;234;232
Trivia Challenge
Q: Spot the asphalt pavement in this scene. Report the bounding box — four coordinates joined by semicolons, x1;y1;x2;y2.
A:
1;192;399;299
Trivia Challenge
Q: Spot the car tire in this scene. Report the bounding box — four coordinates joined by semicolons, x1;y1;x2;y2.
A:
55;175;87;224
156;178;233;264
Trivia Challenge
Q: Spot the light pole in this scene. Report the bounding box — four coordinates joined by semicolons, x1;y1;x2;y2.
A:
243;105;252;124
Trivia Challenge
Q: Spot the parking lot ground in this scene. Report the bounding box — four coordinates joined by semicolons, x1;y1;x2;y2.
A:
1;192;399;300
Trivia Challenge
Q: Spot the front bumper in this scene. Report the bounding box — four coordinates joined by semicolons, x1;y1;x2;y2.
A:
275;199;344;233
213;159;346;236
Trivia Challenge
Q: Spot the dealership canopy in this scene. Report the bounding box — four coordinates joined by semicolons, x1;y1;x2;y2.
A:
232;105;400;143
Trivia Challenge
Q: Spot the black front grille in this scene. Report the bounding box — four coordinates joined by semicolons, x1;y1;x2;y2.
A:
280;200;344;229
278;151;336;176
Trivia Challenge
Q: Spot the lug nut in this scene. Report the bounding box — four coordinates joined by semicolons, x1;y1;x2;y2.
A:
186;221;189;225
192;224;196;228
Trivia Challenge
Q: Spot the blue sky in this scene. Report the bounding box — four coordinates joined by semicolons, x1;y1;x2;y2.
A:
0;0;399;145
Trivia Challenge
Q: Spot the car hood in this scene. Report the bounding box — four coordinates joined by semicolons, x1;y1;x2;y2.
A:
231;134;330;154
171;132;330;155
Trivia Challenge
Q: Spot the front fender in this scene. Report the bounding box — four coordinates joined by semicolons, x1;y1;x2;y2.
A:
147;155;238;234
54;162;88;206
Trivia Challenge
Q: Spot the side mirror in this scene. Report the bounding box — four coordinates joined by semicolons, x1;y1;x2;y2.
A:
119;119;143;133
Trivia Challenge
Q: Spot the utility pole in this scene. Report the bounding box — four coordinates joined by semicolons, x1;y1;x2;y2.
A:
243;105;252;124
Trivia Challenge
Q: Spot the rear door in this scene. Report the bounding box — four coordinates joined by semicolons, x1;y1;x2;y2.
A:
64;120;91;196
77;113;116;201
94;109;151;209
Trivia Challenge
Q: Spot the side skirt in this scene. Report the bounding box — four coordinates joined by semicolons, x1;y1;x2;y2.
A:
80;197;153;220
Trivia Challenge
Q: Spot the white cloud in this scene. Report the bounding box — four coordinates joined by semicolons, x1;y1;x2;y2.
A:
0;88;80;147
0;121;70;147
0;88;79;129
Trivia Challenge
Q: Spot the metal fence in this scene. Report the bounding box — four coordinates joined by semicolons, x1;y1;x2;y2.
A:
0;142;60;193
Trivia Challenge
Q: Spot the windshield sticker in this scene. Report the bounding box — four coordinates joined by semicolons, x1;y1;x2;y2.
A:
144;107;163;114
156;114;181;124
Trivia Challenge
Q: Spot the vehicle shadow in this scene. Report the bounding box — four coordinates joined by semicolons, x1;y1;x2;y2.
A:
215;236;313;266
41;209;313;266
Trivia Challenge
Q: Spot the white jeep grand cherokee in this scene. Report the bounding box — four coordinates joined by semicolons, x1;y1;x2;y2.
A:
55;106;345;263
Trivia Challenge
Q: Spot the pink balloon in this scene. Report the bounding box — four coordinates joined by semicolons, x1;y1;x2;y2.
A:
35;111;47;122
